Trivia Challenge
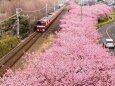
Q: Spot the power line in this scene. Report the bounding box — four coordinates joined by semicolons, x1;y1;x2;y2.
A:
23;7;46;13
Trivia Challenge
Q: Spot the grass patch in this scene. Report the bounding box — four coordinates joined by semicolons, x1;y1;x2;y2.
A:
97;16;114;28
0;36;21;58
112;12;115;15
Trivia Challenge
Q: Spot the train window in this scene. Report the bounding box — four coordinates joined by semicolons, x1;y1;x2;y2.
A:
41;22;46;26
37;21;46;26
37;21;42;25
48;13;52;15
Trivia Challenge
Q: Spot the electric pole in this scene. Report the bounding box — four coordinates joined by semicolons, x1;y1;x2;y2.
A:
54;1;56;11
16;8;22;38
46;3;48;17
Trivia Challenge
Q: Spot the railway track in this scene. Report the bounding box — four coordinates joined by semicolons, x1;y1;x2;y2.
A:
0;27;56;76
0;29;53;76
0;32;43;76
0;7;67;77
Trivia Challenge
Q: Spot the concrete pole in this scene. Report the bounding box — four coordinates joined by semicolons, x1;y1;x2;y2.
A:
80;0;82;21
57;0;59;7
46;3;48;17
81;0;84;21
16;8;20;38
54;1;56;11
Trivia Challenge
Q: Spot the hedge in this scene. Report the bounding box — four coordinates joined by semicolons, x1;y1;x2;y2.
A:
19;16;30;39
96;16;114;28
112;12;115;15
0;36;21;58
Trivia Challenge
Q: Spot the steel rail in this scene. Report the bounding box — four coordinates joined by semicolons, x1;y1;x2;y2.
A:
0;32;42;76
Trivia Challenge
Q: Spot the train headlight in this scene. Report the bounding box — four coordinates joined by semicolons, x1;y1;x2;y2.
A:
37;26;40;27
37;26;45;27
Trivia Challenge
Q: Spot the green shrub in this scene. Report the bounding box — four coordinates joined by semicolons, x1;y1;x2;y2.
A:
97;16;114;28
112;12;115;15
0;16;17;32
0;15;31;39
19;16;30;39
0;36;21;58
99;17;108;23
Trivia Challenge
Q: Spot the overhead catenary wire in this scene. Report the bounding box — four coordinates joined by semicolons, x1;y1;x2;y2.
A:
0;5;56;24
48;6;54;8
0;5;56;31
0;14;16;24
0;7;46;25
0;3;58;37
23;7;46;13
0;11;22;24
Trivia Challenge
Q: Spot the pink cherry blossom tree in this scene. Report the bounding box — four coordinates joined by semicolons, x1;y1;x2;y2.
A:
0;0;115;86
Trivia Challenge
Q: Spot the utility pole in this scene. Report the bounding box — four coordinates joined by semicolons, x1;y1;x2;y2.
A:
16;8;22;38
57;0;59;8
63;0;65;4
80;1;82;21
80;0;84;21
54;1;56;11
46;3;48;17
81;5;82;21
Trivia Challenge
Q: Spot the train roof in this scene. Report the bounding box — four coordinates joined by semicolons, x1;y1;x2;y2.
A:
38;12;55;22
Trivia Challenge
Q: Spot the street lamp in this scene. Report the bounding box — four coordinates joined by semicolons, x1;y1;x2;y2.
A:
81;5;82;21
80;0;84;21
54;1;56;11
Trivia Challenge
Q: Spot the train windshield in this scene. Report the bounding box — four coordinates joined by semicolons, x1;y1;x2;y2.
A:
37;21;46;26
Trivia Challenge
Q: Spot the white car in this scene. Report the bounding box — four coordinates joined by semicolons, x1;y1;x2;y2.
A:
102;38;115;49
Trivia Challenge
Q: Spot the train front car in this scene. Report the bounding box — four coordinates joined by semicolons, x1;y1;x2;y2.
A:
36;5;65;32
36;20;47;32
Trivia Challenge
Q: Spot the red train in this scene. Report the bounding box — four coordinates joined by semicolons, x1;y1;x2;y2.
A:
36;5;65;32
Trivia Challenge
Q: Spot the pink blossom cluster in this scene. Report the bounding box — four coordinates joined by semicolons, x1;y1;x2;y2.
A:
68;3;112;21
0;0;115;86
